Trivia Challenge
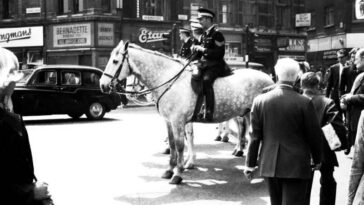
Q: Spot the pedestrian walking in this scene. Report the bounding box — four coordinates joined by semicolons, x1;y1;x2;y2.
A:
341;48;364;154
301;72;348;205
244;58;323;205
326;49;351;113
348;110;364;205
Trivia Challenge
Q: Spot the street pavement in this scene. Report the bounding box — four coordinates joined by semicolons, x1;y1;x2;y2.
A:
23;106;352;205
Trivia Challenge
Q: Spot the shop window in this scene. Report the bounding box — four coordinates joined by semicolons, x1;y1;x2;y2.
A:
1;0;16;19
57;0;83;14
27;51;43;64
143;0;163;16
325;6;334;26
276;6;291;29
58;0;70;14
219;2;232;24
225;43;241;57
101;0;111;13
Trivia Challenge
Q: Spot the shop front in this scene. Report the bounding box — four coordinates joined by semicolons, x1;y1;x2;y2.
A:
0;26;44;69
47;22;116;69
121;20;180;55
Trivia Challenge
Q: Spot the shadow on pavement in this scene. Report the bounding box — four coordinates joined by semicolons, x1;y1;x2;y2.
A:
24;117;119;125
115;142;268;205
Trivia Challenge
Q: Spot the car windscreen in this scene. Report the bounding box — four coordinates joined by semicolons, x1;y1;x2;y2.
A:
18;70;34;83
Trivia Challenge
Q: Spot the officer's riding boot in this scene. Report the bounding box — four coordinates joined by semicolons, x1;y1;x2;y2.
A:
204;85;214;121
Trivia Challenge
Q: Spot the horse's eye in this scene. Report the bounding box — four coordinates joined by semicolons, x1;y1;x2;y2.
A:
113;59;118;64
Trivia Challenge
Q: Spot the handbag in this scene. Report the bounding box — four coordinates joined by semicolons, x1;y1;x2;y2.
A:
322;123;342;150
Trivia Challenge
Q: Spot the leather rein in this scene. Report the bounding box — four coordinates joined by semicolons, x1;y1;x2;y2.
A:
102;47;194;111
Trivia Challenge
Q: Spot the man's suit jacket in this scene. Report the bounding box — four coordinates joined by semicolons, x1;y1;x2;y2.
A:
246;84;323;179
310;94;348;166
347;72;364;133
326;63;351;109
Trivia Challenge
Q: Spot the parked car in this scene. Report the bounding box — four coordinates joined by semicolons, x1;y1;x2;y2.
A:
12;64;123;120
225;57;264;70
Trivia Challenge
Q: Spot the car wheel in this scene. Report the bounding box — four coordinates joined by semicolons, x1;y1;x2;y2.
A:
68;113;83;119
86;102;105;120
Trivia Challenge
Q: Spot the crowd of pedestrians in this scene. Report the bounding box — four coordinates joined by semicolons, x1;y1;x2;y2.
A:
243;48;364;205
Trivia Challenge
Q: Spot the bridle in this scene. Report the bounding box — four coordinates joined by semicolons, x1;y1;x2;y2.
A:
102;43;194;111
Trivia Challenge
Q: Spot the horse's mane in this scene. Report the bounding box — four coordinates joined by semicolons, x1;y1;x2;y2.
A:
128;43;186;65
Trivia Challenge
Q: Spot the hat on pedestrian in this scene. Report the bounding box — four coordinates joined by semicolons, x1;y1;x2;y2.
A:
197;8;215;19
337;49;349;58
190;18;202;30
179;28;191;34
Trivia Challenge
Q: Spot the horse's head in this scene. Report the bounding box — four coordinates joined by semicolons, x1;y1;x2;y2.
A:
0;47;23;112
100;40;132;93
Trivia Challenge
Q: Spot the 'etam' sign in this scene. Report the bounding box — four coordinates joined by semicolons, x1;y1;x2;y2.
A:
138;28;167;43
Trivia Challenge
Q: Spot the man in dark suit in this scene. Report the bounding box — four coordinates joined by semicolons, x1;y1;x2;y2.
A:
341;48;364;151
244;58;323;205
301;72;348;205
178;28;193;59
326;49;351;112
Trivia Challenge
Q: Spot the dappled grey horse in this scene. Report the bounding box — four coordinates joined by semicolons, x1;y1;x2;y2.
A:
100;41;274;184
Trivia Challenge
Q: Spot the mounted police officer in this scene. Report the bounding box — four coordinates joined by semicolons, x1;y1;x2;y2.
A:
178;28;194;59
191;8;227;121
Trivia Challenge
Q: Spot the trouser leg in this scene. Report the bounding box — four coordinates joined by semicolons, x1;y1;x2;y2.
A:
319;164;336;205
281;178;311;205
267;177;282;205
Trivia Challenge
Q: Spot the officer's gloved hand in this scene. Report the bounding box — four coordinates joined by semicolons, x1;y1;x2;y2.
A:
191;45;206;53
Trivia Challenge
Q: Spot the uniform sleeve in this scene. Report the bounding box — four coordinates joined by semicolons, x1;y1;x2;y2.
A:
245;98;263;168
303;100;323;165
204;31;225;60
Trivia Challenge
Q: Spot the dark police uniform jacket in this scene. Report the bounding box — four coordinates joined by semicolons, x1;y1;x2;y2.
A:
199;25;225;70
179;37;194;59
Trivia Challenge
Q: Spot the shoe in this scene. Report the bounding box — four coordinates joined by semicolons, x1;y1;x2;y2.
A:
344;147;351;155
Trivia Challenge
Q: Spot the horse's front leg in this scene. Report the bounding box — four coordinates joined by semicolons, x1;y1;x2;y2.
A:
161;121;176;180
168;121;186;184
184;122;196;169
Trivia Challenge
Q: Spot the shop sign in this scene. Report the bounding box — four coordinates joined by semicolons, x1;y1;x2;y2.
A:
142;15;164;21
138;28;168;43
53;23;91;47
178;14;188;20
0;26;43;48
355;0;364;20
98;23;114;46
279;38;305;51
295;13;311;27
26;7;41;14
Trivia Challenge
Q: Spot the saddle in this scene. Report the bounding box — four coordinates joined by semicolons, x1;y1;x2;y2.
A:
190;63;232;122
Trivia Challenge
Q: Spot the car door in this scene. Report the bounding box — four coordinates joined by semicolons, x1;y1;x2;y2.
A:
22;69;60;115
58;69;83;114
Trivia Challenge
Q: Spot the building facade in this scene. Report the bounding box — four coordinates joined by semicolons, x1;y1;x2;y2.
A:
306;0;364;71
0;0;307;74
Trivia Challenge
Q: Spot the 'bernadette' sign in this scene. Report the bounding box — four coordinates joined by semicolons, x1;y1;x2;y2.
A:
138;28;167;43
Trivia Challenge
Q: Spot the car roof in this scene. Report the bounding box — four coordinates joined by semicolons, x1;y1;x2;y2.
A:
32;64;103;72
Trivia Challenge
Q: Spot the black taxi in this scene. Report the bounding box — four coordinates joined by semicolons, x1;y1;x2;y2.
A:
12;65;122;120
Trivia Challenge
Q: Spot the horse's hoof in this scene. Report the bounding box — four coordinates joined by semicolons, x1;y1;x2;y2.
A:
169;176;183;184
184;163;195;170
222;136;229;143
234;150;244;157
214;136;222;141
162;148;170;155
161;170;174;179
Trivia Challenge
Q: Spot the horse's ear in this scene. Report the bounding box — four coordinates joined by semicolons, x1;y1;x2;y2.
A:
124;41;129;51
